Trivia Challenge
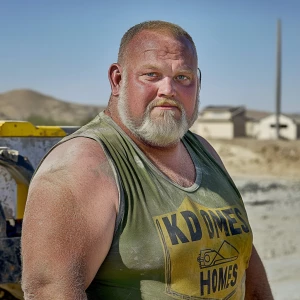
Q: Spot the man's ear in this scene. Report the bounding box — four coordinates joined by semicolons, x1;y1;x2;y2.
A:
197;68;202;90
108;63;123;96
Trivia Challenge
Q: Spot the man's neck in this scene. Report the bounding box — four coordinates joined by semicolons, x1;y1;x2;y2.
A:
104;108;196;187
126;127;196;188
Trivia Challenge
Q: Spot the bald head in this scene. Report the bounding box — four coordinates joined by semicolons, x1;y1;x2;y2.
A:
118;20;198;66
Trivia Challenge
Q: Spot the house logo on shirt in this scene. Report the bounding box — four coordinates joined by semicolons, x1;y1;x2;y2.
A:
153;197;252;299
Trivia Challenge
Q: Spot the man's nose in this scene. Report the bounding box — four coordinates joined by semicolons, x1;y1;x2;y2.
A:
157;77;176;98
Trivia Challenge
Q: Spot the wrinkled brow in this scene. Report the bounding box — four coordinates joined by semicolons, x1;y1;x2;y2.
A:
139;64;195;73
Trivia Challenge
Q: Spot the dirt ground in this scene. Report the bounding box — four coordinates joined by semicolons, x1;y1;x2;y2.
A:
208;138;300;179
208;138;300;300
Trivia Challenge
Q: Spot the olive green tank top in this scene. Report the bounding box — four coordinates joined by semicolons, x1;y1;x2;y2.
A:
60;112;253;300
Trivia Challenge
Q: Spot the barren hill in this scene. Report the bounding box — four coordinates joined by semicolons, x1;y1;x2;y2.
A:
0;89;105;125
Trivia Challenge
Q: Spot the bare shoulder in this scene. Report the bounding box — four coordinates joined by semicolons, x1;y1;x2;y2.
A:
35;137;113;178
32;137;118;199
22;137;119;296
29;136;120;216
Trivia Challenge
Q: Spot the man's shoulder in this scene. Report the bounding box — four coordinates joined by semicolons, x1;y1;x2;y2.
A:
29;135;119;209
188;132;226;170
53;136;105;162
34;137;108;181
186;131;214;155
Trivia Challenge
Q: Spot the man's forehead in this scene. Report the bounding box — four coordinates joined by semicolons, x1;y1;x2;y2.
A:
127;30;197;62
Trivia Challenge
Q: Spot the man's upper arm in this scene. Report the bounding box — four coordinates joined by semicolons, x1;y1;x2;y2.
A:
21;137;119;299
245;245;273;299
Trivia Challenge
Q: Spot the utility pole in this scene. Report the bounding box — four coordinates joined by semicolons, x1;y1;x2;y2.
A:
275;19;282;139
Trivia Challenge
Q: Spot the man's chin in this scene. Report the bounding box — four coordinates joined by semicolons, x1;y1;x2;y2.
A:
139;135;180;148
135;125;186;147
121;114;188;147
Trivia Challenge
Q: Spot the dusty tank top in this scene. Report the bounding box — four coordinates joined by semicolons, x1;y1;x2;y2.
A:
60;112;253;300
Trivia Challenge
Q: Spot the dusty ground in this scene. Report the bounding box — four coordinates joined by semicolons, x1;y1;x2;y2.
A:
208;138;300;300
208;138;300;179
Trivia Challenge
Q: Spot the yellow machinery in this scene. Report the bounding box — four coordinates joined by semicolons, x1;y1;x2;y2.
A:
0;121;78;299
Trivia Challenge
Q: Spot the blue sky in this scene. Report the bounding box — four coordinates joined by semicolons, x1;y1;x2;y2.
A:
0;0;299;112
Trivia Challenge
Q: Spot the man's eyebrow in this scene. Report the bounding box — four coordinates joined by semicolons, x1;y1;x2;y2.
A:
139;64;194;73
177;67;194;73
139;64;160;70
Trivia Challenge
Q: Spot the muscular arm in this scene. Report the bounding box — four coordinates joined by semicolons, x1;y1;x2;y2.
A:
245;245;273;299
196;135;273;299
21;138;119;299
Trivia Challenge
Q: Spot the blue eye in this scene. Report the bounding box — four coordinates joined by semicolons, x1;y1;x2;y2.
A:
146;73;157;77
177;75;189;80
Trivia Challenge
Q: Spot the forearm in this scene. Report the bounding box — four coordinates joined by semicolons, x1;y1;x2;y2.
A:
245;245;274;300
22;282;88;300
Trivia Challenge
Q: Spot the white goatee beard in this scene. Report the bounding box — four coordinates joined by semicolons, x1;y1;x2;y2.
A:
117;74;199;147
